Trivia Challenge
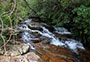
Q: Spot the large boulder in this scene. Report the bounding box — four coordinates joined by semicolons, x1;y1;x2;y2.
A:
0;41;29;56
0;41;40;62
0;52;40;62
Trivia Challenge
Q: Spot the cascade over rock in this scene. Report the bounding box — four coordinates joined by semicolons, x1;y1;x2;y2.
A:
18;19;85;54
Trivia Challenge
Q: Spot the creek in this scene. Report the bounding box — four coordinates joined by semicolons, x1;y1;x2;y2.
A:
18;19;85;54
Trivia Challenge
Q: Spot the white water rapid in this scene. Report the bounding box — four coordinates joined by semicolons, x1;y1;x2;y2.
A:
18;19;85;53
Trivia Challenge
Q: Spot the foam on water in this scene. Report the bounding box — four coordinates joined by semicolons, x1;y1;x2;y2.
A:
60;38;85;53
21;32;35;49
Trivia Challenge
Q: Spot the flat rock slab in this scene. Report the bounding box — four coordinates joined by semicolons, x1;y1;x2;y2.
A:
36;44;73;62
35;44;90;62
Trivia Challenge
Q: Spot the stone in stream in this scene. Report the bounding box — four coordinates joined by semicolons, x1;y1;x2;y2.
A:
27;22;54;32
27;22;43;31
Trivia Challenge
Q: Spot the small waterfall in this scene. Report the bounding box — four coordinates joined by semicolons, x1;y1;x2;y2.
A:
17;19;85;53
39;27;85;53
22;32;35;49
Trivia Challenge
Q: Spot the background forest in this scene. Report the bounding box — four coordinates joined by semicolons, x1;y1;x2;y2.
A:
0;0;90;49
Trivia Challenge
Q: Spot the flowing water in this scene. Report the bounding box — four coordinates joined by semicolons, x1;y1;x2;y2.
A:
18;19;85;54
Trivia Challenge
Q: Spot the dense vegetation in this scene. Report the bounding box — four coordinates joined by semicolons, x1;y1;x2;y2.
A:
0;0;30;46
28;0;90;49
0;0;90;49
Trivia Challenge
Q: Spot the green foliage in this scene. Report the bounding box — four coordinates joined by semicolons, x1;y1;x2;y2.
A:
72;5;90;45
0;0;30;46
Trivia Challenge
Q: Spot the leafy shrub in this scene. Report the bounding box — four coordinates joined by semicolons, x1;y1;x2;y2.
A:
72;5;90;47
0;0;30;46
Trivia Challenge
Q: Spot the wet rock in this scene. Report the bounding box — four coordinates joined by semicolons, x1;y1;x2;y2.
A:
26;22;54;32
29;35;51;44
54;33;71;38
0;52;40;62
39;36;51;44
34;44;90;62
31;32;41;38
78;49;90;62
35;44;74;62
27;22;42;31
44;26;55;32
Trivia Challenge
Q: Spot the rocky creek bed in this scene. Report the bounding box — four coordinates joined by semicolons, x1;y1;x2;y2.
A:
0;19;90;62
